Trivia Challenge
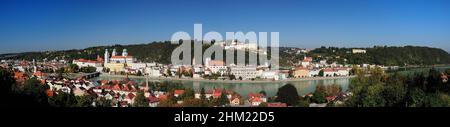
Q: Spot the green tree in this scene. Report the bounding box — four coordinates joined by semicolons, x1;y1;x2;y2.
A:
134;90;149;107
66;64;79;73
75;95;94;107
23;77;49;105
96;97;112;107
229;74;236;80
48;92;77;107
136;70;143;76
259;90;267;97
275;84;299;106
0;67;15;96
182;88;195;100
297;97;310;107
200;87;207;106
217;90;229;106
258;102;268;107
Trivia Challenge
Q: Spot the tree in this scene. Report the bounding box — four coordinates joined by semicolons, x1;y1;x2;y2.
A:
275;84;299;106
258;102;268;107
312;93;326;104
229;74;236;80
96;97;112;107
297;97;310;107
80;66;96;73
217;90;229;106
323;84;342;96
134;90;149;107
23;77;49;106
75;95;94;107
183;98;202;107
200;87;207;106
319;70;324;77
48;92;77;107
259;90;267;97
158;93;177;107
66;64;79;73
182;88;195;100
136;70;143;76
166;69;172;77
0;67;15;96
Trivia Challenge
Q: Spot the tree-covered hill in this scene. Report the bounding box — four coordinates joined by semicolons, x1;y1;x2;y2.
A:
305;46;450;66
1;42;449;67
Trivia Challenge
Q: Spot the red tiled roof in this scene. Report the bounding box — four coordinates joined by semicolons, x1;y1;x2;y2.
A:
14;72;27;79
323;68;336;72
100;80;108;84
111;56;133;59
46;89;54;97
148;96;160;103
248;93;264;99
303;57;313;62
208;60;225;66
33;71;47;77
126;93;135;100
267;102;287;107
75;58;102;63
295;67;308;71
174;90;185;95
158;94;167;101
249;97;262;103
112;84;122;91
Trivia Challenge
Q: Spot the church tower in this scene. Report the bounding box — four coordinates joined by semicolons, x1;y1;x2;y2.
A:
112;48;117;56
104;49;109;65
122;49;128;56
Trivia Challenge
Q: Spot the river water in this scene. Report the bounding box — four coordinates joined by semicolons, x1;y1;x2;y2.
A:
93;76;351;98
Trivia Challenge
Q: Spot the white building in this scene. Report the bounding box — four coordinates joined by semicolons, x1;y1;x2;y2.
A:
108;49;136;64
336;68;350;76
352;49;366;54
145;66;162;77
205;58;227;75
260;71;278;80
229;65;257;80
72;58;103;72
308;69;320;77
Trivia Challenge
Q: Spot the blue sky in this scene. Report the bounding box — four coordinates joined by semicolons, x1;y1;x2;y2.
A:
1;0;449;54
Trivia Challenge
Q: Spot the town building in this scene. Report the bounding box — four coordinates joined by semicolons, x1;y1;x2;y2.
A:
229;65;257;80
205;58;227;75
294;67;309;78
352;49;366;54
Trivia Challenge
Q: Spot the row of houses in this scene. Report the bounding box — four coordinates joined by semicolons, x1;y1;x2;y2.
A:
293;67;351;78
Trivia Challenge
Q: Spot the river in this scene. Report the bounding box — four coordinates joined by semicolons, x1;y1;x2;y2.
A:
93;76;351;98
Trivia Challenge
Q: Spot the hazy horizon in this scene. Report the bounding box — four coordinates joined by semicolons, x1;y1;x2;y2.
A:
1;0;449;54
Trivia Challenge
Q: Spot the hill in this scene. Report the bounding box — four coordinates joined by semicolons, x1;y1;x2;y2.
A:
1;42;449;67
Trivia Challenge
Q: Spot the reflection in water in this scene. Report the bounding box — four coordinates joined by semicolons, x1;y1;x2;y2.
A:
93;76;350;98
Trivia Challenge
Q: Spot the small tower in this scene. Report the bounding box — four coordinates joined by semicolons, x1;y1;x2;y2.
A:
112;49;117;56
32;59;37;73
104;49;109;65
122;49;128;56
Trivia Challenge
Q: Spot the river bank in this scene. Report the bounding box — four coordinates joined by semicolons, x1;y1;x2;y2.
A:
98;73;356;83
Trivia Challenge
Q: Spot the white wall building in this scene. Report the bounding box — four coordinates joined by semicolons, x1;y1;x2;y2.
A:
229;65;257;80
308;69;320;77
352;49;366;54
145;67;162;77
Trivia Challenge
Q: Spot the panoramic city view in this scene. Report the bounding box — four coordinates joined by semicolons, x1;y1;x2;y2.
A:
1;0;450;108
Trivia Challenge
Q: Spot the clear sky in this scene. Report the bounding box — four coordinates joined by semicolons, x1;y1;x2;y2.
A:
1;0;449;54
